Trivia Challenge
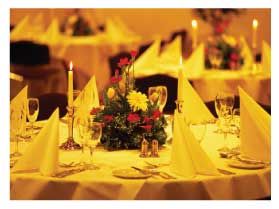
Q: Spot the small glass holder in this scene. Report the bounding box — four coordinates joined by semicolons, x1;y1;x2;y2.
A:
175;100;184;113
60;106;81;150
139;138;149;158
150;139;159;157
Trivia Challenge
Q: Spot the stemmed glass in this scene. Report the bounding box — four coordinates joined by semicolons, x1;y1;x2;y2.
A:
77;116;90;166
148;86;168;112
190;123;207;144
215;92;235;153
10;107;25;157
86;121;102;170
27;98;39;139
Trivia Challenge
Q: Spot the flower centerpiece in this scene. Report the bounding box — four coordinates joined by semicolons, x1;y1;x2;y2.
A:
91;51;167;150
205;34;244;70
195;9;245;70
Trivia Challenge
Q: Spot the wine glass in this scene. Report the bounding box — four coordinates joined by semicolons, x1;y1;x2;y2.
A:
190;123;207;144
86;121;102;170
231;108;240;137
10;107;25;157
215;92;235;153
27;98;39;138
77;116;90;166
148;86;168;112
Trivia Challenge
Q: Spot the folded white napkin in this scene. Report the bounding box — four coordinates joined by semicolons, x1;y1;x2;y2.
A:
170;111;219;178
106;18;129;43
74;76;99;118
239;87;271;162
12;109;60;176
159;36;182;66
184;43;205;78
10;16;30;41
134;39;161;78
10;86;28;138
262;40;271;72
40;18;61;45
240;36;253;71
178;71;214;123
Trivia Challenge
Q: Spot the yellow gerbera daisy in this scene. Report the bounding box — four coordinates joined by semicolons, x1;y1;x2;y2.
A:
127;90;148;112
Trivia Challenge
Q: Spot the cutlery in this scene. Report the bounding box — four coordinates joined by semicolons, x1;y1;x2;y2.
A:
132;166;176;180
217;168;236;175
54;167;86;178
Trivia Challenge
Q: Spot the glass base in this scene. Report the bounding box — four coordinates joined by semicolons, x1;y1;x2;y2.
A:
60;138;81;150
10;151;22;158
84;163;99;170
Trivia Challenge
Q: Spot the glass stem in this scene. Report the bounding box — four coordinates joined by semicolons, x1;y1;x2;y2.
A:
90;146;94;165
15;135;19;153
223;132;228;148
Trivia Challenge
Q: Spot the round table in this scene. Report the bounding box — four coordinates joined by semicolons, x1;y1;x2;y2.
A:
10;121;271;200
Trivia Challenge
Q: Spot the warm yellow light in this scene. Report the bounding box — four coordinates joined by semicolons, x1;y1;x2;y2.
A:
179;56;183;65
69;61;73;71
252;19;258;29
192;19;198;29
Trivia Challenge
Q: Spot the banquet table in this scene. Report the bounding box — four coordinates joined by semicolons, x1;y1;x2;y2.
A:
189;69;271;106
10;120;271;200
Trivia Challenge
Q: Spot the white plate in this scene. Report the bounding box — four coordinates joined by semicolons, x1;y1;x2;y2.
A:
112;168;152;179
228;159;266;169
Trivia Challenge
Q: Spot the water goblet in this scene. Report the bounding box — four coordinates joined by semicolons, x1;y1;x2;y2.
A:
148;86;168;112
86;121;102;170
27;98;39;138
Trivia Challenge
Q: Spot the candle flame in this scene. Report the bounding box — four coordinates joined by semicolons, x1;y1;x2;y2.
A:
252;19;258;28
180;56;183;65
69;61;73;71
192;19;198;29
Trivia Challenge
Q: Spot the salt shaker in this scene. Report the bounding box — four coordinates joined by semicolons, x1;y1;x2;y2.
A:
139;138;149;157
150;139;159;157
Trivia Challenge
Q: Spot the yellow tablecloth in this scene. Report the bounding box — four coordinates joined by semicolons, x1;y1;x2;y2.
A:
10;122;270;200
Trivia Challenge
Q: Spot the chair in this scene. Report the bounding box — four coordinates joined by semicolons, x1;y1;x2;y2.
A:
10;41;50;66
205;96;271;118
10;41;68;98
135;75;178;114
37;93;68;121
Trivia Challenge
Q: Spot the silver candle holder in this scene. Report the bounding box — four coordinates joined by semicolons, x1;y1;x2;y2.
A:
175;100;184;113
60;106;81;150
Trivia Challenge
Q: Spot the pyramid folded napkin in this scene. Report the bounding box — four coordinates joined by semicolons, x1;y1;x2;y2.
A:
239;87;271;162
12;109;60;176
170;111;219;177
262;40;271;72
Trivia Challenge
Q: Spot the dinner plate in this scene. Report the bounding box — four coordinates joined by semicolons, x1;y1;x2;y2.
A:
112;168;152;179
228;159;266;169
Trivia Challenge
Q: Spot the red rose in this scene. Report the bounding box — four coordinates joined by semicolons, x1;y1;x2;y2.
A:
230;52;239;61
140;125;152;132
143;116;152;124
90;107;101;115
110;75;122;84
104;115;114;123
130;50;138;58
152;109;162;120
127;113;140;123
118;57;130;68
214;22;226;35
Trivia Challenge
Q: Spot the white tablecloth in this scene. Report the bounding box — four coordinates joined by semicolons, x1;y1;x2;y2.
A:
10;121;271;200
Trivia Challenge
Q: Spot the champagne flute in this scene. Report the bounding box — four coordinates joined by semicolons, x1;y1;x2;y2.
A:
87;121;102;170
77;116;90;166
27;98;39;138
148;86;168;112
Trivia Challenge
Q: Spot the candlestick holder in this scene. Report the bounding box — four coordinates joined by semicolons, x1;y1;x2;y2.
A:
175;100;184;113
60;106;81;150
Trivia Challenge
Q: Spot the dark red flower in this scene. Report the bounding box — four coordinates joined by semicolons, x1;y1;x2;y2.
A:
103;115;114;123
127;113;140;123
214;22;227;35
118;57;130;68
152;109;162;120
90;107;101;115
143;116;152;124
110;75;122;84
130;50;138;58
229;61;237;69
140;125;152;132
230;52;239;61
